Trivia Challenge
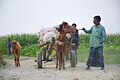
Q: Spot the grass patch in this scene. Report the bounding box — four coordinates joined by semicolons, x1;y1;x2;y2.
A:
104;46;120;64
77;46;120;64
77;47;89;62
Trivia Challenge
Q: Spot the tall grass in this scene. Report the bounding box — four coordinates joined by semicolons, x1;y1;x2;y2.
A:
0;33;120;64
78;34;120;64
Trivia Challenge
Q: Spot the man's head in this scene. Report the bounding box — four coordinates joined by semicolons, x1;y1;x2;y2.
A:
93;15;101;25
72;23;78;33
8;38;11;42
72;23;77;27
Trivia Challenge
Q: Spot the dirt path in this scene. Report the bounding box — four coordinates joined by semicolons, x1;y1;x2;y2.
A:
0;56;120;80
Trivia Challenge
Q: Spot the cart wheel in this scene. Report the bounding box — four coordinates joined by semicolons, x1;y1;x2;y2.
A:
37;52;42;69
70;50;76;67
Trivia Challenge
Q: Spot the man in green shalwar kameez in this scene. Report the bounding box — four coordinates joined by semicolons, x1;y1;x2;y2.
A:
81;15;107;70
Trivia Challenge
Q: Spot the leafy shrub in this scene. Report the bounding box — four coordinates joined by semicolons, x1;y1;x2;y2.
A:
21;44;41;57
0;36;8;55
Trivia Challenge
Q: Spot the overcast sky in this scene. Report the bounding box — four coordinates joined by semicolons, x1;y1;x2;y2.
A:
0;0;120;36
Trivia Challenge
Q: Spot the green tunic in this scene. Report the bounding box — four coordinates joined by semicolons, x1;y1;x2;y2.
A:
83;24;107;48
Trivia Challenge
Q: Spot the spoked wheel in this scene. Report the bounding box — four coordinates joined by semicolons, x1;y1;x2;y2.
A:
70;50;77;67
37;52;42;69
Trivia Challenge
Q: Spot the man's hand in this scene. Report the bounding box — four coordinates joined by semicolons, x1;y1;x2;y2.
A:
81;28;85;30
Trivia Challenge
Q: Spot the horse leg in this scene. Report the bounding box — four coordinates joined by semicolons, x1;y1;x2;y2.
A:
42;47;47;61
46;50;52;61
59;52;62;70
62;52;65;70
56;53;58;68
56;51;61;70
59;57;61;70
14;53;18;67
17;54;20;67
14;57;17;67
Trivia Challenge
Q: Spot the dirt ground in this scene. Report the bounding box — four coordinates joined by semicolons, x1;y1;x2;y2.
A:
0;56;120;80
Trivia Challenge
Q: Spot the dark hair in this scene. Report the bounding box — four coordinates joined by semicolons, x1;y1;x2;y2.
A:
94;15;101;22
8;38;11;42
72;23;77;27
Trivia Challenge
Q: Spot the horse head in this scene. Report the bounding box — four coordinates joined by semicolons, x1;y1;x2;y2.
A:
58;21;77;33
57;21;77;42
11;40;18;50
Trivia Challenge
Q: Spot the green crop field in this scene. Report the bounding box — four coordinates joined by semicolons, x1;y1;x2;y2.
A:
0;33;120;64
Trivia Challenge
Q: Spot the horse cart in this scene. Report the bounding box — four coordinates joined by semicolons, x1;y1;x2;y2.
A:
36;22;77;69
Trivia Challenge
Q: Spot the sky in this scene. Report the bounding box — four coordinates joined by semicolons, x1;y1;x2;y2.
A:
0;0;120;36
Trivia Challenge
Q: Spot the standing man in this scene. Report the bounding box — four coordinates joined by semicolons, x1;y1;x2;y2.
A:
8;38;11;56
71;23;79;64
81;15;107;70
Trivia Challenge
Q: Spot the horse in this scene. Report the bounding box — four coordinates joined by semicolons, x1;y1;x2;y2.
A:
55;21;77;70
38;22;76;69
38;25;59;61
11;40;21;67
